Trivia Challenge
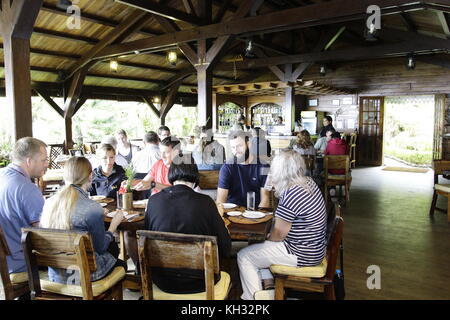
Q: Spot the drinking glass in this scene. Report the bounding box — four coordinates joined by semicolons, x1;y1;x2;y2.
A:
247;191;255;211
116;191;122;210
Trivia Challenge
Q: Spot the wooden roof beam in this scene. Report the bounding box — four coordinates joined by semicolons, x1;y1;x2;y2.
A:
116;0;203;25
97;0;426;59
437;11;450;39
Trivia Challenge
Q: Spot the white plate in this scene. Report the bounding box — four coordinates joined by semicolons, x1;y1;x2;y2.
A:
90;195;106;201
100;203;107;207
223;203;237;209
107;210;128;218
227;211;242;217
242;211;266;219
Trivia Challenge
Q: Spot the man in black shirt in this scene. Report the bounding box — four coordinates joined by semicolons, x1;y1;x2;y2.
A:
144;161;231;294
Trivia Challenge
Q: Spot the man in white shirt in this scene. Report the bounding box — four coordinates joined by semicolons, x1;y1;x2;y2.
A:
132;131;161;176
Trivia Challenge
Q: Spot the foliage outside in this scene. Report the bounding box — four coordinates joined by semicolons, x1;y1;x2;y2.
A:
383;96;434;166
0;97;198;152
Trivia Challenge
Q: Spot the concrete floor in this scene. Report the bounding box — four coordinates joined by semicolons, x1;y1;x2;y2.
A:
2;160;450;300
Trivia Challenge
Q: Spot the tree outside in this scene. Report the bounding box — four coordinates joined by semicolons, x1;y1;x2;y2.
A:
383;96;434;166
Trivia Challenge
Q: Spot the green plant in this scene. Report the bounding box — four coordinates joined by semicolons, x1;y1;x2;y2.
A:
124;164;136;192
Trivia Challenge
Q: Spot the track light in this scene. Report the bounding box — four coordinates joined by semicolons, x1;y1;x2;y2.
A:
166;50;177;66
319;65;327;77
244;39;255;58
406;53;415;70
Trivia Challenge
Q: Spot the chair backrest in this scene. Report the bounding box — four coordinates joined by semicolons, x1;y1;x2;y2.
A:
198;170;220;189
432;160;450;183
137;230;220;300
0;225;13;293
324;155;350;175
48;144;65;169
21;228;97;299
324;216;344;280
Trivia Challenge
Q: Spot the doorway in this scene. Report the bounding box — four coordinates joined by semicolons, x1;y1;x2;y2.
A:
383;95;434;168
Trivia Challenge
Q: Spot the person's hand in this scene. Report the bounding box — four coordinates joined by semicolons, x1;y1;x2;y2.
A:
216;202;224;217
108;210;124;233
133;180;151;191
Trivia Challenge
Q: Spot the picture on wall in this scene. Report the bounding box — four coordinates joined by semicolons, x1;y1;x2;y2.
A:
308;99;318;107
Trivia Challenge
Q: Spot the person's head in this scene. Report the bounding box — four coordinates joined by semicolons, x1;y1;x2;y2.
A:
200;126;214;140
143;131;159;146
296;130;313;148
97;144;116;173
101;136;118;150
11;137;48;178
158;126;171;141
115;129;129;147
238;115;246;125
160;137;181;166
40;156;92;230
325;130;335;141
269;150;312;197
323;116;333;127
276;116;283;125
168;162;199;188
331;132;341;139
228;130;250;163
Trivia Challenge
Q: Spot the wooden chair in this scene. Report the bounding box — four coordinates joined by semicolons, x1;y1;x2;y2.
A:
21;228;125;300
429;160;450;222
198;170;220;189
137;230;231;300
348;133;357;169
270;214;344;300
0;225;29;300
323;155;352;206
47;144;65;169
301;154;315;176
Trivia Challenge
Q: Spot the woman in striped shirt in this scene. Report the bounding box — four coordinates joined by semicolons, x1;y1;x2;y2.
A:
237;150;327;300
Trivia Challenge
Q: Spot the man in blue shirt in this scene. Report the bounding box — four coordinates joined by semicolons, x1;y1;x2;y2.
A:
217;130;270;208
0;137;48;274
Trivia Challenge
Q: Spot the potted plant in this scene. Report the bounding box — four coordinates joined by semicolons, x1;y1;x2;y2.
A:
120;164;135;210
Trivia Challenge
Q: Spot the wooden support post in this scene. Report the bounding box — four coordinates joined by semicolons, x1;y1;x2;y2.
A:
0;0;43;141
197;65;213;128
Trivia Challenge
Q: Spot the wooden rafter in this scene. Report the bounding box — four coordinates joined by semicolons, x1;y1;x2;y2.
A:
437;11;450;38
96;0;430;59
142;96;161;117
34;89;64;118
116;0;203;25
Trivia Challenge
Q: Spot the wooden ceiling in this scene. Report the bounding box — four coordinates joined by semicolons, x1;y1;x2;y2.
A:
0;0;450;101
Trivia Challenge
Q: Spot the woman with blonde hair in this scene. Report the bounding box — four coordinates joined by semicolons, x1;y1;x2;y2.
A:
293;129;316;156
40;156;126;284
237;150;327;300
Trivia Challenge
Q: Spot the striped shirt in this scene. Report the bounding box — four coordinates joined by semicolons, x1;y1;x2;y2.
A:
275;179;327;266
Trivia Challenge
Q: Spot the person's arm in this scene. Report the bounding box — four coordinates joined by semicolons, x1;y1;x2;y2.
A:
267;217;292;241
22;185;45;227
132;167;155;191
217;188;229;204
259;187;271;208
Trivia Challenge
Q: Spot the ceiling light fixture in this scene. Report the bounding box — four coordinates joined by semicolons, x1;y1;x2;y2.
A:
364;21;379;41
56;0;72;10
110;60;119;72
319;65;327;77
406;53;416;70
244;39;255;58
166;50;178;66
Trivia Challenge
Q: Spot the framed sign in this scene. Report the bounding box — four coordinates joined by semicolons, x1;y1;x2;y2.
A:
308;99;318;107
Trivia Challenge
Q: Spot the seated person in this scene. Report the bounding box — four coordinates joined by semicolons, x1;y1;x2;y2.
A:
115;129;140;165
0;137;48;277
292;130;316;156
324;131;349;175
158;125;171;142
131;131;161;178
249;127;272;162
90;144;126;199
217;130;270;208
144;162;231;294
192;126;225;171
238;150;327;300
40;156;126;284
314;129;335;155
131;137;182;194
